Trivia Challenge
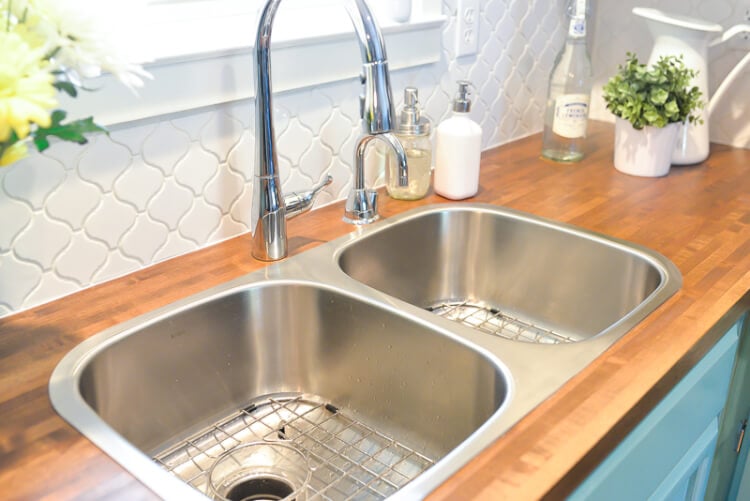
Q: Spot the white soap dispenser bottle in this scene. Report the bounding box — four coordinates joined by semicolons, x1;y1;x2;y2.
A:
434;81;482;200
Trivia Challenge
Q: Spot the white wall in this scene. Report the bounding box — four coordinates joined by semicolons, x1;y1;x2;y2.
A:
1;0;748;318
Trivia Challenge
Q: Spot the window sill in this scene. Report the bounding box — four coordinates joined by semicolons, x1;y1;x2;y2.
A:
62;3;446;126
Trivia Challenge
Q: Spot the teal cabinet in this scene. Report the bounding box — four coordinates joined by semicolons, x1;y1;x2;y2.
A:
708;313;750;500
569;318;742;501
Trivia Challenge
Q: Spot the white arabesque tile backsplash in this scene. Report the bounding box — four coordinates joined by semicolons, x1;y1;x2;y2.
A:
1;0;748;318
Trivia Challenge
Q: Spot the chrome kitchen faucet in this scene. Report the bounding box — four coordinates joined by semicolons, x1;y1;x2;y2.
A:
252;0;407;261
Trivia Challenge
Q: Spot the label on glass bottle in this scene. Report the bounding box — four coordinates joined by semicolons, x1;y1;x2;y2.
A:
552;93;590;138
568;0;587;37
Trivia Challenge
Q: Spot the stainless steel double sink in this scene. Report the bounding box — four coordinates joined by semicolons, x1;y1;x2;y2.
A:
49;203;681;500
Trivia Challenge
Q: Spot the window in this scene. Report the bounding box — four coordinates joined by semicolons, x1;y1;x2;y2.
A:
63;0;445;125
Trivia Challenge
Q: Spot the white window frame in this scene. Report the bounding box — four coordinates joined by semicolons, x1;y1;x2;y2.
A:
62;0;445;126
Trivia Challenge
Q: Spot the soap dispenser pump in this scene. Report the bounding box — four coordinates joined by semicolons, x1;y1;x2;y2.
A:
386;87;432;200
434;81;482;200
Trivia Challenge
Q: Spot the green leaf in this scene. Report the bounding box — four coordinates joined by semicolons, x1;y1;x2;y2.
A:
664;100;679;118
32;111;107;152
649;88;668;105
602;53;705;128
53;81;78;98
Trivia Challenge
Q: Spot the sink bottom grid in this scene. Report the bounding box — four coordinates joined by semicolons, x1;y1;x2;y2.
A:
153;394;435;500
426;299;577;344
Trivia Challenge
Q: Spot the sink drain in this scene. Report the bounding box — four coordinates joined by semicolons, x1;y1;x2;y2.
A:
208;442;310;501
223;475;294;501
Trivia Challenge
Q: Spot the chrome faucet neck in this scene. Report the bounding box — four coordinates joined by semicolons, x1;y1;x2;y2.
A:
251;0;403;260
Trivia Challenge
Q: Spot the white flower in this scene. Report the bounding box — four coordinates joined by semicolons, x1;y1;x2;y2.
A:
23;0;152;91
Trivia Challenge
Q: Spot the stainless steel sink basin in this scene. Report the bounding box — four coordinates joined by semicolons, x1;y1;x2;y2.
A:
50;203;681;500
51;281;509;500
339;204;677;344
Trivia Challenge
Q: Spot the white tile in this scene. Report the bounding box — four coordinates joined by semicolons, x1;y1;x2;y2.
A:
142;122;192;176
174;143;220;196
121;215;169;263
328;158;354;200
13;217;72;269
0;197;32;251
227;130;255;182
229;185;253;228
0;254;42;309
85;193;138;248
171;110;213;141
23;272;80;309
110;121;158;155
113;159;165;211
42;140;86;170
93;251;142;283
299;138;334;181
178;199;223;245
200;113;244;162
78;135;132;193
153;233;199;262
54;233;109;284
210;214;248;244
296;90;335;133
222;100;254;130
2;154;66;210
45;174;102;230
319;110;356;153
204;166;247;214
277;118;314;167
148;179;195;230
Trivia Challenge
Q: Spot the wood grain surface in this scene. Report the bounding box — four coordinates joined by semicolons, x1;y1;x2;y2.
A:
2;121;750;500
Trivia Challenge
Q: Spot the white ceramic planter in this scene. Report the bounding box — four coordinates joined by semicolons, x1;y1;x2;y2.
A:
613;117;680;177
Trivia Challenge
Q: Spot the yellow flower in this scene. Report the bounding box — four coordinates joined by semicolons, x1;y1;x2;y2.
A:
0;31;57;142
0;141;29;167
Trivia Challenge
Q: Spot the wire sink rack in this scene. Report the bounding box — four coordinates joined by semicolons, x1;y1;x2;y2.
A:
427;299;578;344
154;394;435;500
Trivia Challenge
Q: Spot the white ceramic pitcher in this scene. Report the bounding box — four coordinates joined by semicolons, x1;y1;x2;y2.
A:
633;7;750;164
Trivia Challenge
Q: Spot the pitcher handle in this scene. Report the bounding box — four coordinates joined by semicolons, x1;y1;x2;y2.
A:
708;51;750;117
709;24;750;47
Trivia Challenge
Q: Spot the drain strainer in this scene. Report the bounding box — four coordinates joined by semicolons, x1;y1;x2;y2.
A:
154;395;434;500
221;475;294;501
426;299;577;344
207;441;310;501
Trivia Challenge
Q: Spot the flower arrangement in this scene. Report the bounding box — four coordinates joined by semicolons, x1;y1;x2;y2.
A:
603;52;703;130
1;0;149;166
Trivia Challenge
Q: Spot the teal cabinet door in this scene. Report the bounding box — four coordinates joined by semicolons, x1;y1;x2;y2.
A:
650;417;718;500
569;319;741;501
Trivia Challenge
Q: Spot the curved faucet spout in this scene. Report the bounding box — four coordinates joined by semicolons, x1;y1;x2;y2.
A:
251;0;398;260
344;133;408;225
357;133;408;190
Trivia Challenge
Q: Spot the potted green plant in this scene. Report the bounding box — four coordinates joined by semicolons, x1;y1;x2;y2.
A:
603;53;703;177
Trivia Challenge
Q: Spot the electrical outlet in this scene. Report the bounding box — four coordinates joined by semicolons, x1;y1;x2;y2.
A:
728;5;750;51
455;0;480;57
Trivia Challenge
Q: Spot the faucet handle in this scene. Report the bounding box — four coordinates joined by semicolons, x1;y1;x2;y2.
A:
283;175;333;219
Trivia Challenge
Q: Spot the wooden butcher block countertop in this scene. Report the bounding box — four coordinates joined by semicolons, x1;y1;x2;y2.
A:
3;121;750;500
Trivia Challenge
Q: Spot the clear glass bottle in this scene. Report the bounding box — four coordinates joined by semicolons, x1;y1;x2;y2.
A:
541;0;592;163
386;87;432;200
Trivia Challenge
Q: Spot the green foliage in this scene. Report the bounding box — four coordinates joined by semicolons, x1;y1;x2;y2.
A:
52;70;78;98
602;53;704;130
32;110;107;152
